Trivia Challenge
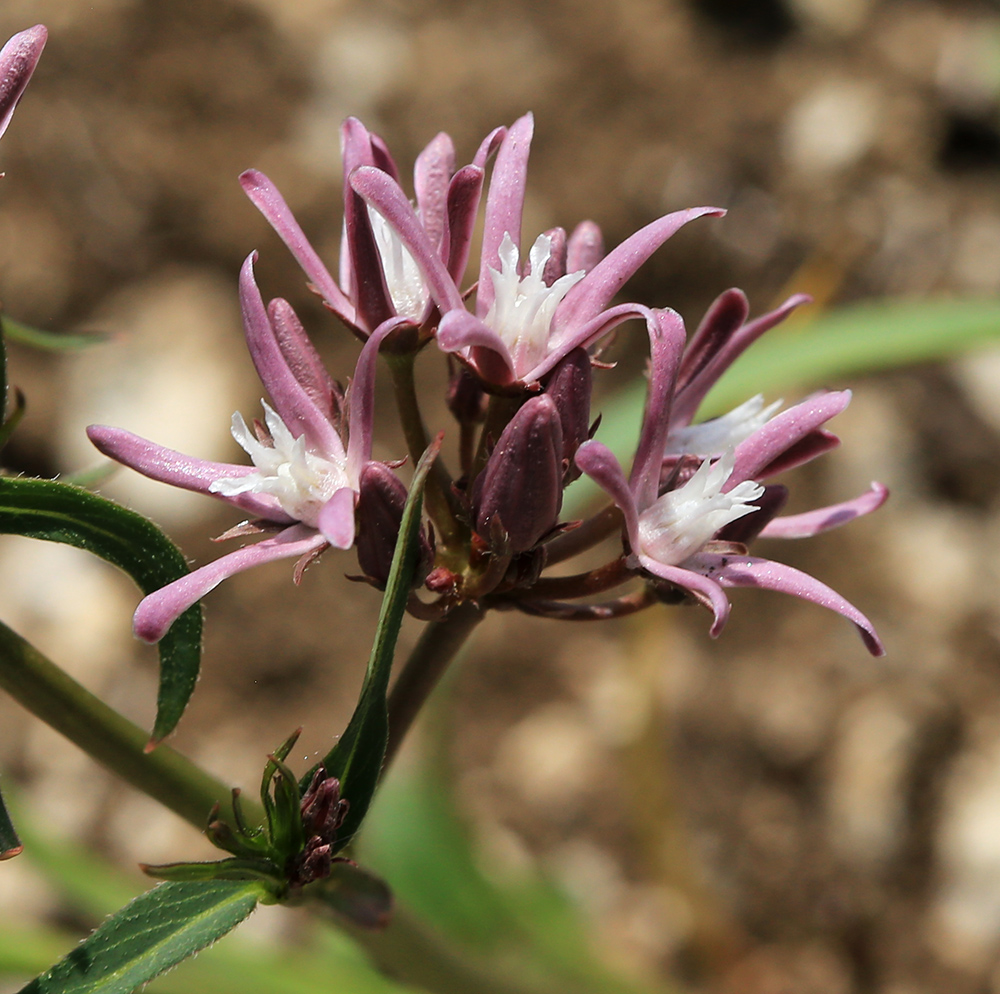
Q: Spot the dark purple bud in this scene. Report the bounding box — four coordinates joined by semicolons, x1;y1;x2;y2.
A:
544;348;591;478
446;361;486;423
300;768;349;839
473;394;564;552
566;220;604;274
355;463;432;587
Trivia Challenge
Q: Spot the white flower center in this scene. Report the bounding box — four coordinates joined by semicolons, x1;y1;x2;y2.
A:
484;232;585;378
210;401;350;527
665;395;782;457
637;449;764;566
368;204;429;321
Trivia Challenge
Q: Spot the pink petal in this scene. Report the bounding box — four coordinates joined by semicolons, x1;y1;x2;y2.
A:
86;425;293;523
756;429;839;479
673;293;810;426
675;288;749;403
759;483;889;539
445;164;485;284
317;486;357;549
477;112;534;318
574;440;640;552
566;221;604;275
691;552;884;656
350;166;465;313
629;309;687;510
0;25;45;142
267;298;336;418
727;390;851;491
239;253;342;456
238;170;354;326
436;308;515;385
473;126;506;168
553;207;725;334
133;525;325;643
537;227;567;285
637;555;732;637
414;131;455;254
345;316;413;481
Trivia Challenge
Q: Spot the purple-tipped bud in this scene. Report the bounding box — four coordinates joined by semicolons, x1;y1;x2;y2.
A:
543;347;591;479
0;25;46;143
300;768;349;839
446;362;486;423
473;394;564;552
355;462;432;587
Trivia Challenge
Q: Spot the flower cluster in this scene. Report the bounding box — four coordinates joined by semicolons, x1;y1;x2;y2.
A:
91;112;886;655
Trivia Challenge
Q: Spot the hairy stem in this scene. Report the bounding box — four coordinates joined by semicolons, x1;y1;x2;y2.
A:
386;353;464;550
384;601;484;771
0;619;248;830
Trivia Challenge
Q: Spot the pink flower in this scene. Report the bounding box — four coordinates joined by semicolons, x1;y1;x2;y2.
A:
88;253;403;643
574;303;886;655
240;118;501;339
350;112;725;387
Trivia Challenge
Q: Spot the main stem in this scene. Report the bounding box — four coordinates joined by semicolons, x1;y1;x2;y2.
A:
383;601;484;772
0;619;249;830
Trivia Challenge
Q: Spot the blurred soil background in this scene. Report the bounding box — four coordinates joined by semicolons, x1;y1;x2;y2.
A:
2;0;1000;992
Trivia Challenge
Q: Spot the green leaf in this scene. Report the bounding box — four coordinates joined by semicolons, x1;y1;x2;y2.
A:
314;436;441;845
18;880;263;994
0;387;26;449
0;779;22;859
141;858;284;886
311;861;393;931
0;477;202;744
1;316;108;352
568;296;1000;515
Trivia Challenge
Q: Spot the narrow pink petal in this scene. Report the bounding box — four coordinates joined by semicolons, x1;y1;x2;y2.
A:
317;486;356;549
341;119;393;330
566;220;604;274
574;440;640;552
637;555;732;637
675;288;749;401
414;131;456;254
350;166;465;313
369;130;400;180
238;170;354;325
0;25;46;142
629;309;687;510
538;227;567;285
345;316;412;482
727;390;851;490
756;429;839;479
133;525;324;643
436;308;515;384
473;126;506;168
445;164;485;284
267;298;335;418
759;483;889;539
692;553;884;655
553;207;725;334
239;253;342;455
86;425;293;523
673;293;810;426
477;113;534;318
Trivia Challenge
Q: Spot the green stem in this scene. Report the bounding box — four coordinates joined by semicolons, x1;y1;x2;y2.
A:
384;601;484;772
386;353;464;550
0;619;248;830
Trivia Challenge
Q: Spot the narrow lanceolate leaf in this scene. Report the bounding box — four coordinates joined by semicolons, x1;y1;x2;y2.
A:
313;435;442;845
0;478;202;744
1;316;108;352
0;780;21;859
17;880;263;994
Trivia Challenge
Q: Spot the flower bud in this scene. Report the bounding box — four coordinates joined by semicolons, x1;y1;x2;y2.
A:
473;394;564;552
355;463;432;587
544;347;591;478
446;361;486;423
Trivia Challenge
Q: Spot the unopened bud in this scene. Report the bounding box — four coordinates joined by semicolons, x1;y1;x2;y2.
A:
566;220;604;275
544;348;591;478
355;463;432;587
473;394;564;552
446;361;486;423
